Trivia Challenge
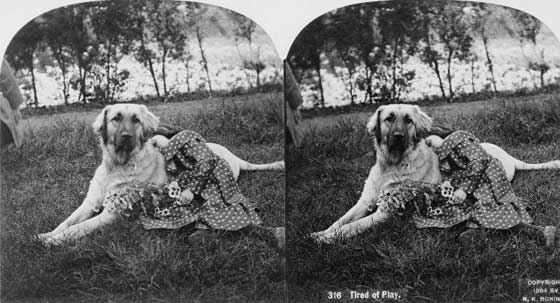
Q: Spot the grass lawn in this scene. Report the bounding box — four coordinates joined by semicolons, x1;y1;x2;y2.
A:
286;96;560;302
1;92;285;302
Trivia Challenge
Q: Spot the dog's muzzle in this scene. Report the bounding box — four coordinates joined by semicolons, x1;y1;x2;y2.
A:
115;133;136;153
388;133;407;153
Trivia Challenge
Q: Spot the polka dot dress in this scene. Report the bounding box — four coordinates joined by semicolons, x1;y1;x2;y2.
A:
104;130;262;231
378;131;533;229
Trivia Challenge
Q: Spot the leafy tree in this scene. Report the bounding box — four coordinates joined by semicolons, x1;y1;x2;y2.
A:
185;2;213;94
418;2;473;101
289;17;328;107
376;2;421;102
466;3;499;95
64;5;99;103
130;0;187;99
323;9;362;104
510;10;548;88
39;10;75;104
343;4;383;104
90;0;135;102
5;20;42;106
229;12;266;90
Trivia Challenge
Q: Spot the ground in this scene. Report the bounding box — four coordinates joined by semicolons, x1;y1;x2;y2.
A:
0;92;285;302
286;94;560;302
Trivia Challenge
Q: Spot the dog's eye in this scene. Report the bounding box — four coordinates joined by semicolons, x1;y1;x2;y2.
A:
385;114;395;122
112;113;122;122
131;115;140;124
404;115;412;124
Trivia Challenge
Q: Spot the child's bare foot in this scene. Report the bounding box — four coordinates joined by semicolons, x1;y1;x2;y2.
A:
273;227;285;251
544;226;557;247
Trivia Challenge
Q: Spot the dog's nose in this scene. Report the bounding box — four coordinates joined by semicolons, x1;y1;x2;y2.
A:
120;132;132;139
393;132;405;140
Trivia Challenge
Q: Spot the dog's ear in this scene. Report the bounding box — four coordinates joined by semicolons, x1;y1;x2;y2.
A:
138;105;159;139
366;107;383;144
412;105;433;139
92;106;110;144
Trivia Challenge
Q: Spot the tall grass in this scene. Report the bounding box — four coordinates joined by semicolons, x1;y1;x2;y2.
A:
286;99;560;302
1;93;284;302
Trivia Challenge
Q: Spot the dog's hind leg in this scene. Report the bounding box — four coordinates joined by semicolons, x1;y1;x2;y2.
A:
207;142;284;180
481;143;560;181
238;160;285;172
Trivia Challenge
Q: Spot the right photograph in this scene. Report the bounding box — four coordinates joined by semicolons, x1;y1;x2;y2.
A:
285;1;560;302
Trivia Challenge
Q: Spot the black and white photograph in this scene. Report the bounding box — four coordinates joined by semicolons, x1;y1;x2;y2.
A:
2;0;560;302
0;0;284;301
286;1;560;302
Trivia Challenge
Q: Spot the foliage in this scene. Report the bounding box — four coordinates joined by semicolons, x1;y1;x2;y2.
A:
4;0;280;107
288;1;560;109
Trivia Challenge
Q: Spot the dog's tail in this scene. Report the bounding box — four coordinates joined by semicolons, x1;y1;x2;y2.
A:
239;160;285;172
513;158;560;171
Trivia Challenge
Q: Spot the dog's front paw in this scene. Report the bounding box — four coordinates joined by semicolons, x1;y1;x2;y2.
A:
309;231;335;244
36;232;62;246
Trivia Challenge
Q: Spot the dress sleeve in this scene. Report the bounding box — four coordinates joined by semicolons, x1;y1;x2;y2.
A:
454;141;488;195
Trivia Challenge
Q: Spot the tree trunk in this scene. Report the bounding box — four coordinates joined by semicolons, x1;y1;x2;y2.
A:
105;42;112;103
367;72;374;104
162;47;168;97
482;36;497;95
256;68;261;90
339;52;355;105
196;26;212;93
81;69;88;104
446;51;454;101
184;61;191;93
390;39;400;101
432;59;447;100
316;64;325;108
363;67;372;104
233;40;253;89
470;57;476;94
55;52;69;105
28;62;38;107
109;60;120;102
58;56;69;104
147;56;160;98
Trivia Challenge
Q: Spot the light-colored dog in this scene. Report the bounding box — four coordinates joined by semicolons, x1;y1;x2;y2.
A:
312;104;560;243
37;104;284;245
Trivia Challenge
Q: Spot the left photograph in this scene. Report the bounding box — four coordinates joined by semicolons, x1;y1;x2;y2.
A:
0;1;284;302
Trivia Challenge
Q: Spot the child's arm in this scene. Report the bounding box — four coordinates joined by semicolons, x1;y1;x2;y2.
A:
454;140;488;197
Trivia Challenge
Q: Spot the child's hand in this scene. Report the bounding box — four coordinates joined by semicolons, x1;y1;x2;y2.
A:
452;189;467;204
151;135;170;149
180;189;194;203
425;135;444;148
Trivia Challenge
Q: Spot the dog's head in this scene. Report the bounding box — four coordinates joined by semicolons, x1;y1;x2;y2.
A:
92;104;159;165
366;104;432;164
